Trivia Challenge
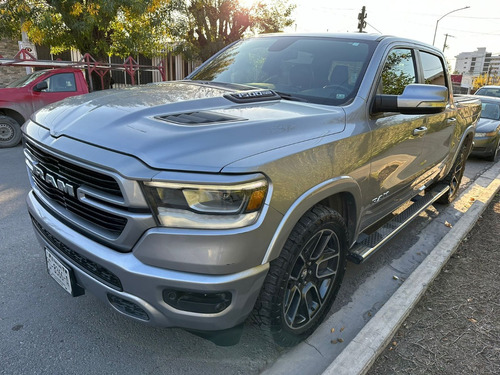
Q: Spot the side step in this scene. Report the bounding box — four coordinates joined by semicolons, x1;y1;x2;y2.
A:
347;184;450;264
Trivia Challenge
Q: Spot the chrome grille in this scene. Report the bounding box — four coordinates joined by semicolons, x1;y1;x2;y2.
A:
26;141;127;235
25;141;122;196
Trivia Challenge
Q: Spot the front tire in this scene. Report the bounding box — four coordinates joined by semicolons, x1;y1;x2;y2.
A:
0;115;22;148
254;205;348;346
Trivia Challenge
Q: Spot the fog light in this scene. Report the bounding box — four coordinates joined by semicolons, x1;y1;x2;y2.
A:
107;294;149;321
163;289;232;314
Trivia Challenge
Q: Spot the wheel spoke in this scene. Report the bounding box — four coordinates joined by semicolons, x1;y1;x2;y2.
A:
315;252;339;278
303;283;322;320
289;254;305;281
309;230;334;260
284;286;301;326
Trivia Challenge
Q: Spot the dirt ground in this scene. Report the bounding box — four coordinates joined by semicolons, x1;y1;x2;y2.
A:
368;193;500;375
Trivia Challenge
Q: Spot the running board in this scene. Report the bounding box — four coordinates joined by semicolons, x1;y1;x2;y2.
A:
348;184;450;264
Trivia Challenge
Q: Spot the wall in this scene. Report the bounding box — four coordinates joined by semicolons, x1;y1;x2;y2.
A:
0;39;27;87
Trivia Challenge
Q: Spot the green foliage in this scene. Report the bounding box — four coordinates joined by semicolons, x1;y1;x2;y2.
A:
0;0;165;60
381;51;415;95
174;0;296;62
1;0;295;63
473;73;500;90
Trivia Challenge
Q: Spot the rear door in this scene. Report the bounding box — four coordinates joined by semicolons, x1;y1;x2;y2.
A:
415;50;456;184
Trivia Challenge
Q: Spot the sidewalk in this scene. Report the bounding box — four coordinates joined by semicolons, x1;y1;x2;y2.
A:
368;192;500;374
321;163;500;375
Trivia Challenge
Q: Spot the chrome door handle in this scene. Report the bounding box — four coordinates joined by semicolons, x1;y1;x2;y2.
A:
413;126;428;136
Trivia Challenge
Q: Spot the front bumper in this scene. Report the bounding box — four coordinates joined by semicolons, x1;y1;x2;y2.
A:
471;135;499;157
27;190;269;331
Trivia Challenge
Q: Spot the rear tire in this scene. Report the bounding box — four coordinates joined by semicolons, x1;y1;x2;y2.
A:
436;141;469;204
253;205;348;346
0;115;22;148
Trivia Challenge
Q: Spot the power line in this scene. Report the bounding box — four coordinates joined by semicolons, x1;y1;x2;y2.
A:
439;27;500;35
366;22;382;34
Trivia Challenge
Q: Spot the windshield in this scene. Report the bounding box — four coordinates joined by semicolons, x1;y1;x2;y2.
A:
188;36;376;106
475;87;500;98
480;102;500;120
5;70;47;88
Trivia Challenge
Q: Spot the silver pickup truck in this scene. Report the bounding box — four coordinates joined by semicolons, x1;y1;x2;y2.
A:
23;33;481;346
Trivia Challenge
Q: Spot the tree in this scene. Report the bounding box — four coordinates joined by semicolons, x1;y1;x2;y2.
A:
174;0;295;62
473;72;500;91
0;0;169;89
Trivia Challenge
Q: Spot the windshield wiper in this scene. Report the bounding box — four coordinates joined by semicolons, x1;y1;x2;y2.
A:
188;80;256;90
275;91;310;103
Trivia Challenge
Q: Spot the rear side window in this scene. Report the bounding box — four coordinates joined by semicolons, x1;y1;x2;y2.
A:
420;51;446;86
378;49;416;95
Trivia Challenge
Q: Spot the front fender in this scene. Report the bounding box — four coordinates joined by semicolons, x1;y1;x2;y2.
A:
262;176;361;264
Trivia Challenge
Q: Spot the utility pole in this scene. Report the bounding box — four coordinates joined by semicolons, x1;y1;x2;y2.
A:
442;33;455;52
20;18;34;74
357;6;367;33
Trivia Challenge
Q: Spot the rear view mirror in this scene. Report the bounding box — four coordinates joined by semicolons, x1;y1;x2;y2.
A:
373;84;448;114
33;81;48;92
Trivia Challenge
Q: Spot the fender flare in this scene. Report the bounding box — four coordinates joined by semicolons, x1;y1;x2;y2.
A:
261;176;362;264
443;125;475;178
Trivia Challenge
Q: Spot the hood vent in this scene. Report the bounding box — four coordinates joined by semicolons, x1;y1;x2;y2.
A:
156;111;245;126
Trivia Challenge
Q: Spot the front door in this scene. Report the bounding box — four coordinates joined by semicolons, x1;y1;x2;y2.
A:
32;72;78;112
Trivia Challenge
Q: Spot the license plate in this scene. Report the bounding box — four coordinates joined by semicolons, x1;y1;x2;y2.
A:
45;248;74;295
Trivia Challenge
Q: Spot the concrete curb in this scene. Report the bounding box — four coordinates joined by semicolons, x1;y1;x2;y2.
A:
322;168;500;375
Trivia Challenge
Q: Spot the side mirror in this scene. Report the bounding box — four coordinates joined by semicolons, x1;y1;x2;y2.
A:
33;81;48;92
373;84;448;114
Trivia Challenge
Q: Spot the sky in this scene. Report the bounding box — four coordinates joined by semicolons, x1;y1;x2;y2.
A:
285;0;500;70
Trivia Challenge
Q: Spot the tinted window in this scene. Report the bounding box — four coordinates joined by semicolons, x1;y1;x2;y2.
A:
475;87;500;98
378;49;416;95
189;36;376;106
44;73;77;92
420;51;446;86
480;102;500;120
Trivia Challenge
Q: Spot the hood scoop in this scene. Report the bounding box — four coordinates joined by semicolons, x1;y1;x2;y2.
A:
156;111;246;126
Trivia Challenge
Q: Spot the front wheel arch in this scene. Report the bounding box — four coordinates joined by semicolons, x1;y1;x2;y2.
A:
262;177;361;265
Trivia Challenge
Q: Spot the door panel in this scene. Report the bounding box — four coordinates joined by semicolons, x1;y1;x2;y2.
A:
417;51;456;180
363;48;425;228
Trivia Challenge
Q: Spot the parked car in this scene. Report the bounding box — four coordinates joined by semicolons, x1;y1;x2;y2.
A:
474;85;500;98
0;68;88;148
23;33;481;346
470;96;500;161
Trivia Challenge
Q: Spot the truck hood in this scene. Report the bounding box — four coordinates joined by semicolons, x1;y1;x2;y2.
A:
30;81;346;172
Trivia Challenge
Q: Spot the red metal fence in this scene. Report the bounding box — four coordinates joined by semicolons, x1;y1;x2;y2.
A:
0;48;168;91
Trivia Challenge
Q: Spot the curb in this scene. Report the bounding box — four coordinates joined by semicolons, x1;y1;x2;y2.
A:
321;167;500;375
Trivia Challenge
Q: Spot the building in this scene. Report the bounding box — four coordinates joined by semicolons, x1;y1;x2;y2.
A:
454;48;500;92
0;39;29;87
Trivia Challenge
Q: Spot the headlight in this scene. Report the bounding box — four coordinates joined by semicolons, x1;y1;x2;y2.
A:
475;131;497;137
143;179;268;229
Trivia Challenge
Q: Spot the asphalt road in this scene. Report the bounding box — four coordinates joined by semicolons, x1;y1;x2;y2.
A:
0;143;494;375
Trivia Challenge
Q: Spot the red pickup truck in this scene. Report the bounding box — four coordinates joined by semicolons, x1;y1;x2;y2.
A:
0;68;88;147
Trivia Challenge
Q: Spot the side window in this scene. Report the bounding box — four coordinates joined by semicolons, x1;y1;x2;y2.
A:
420;51;446;86
44;73;77;92
378;49;416;95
